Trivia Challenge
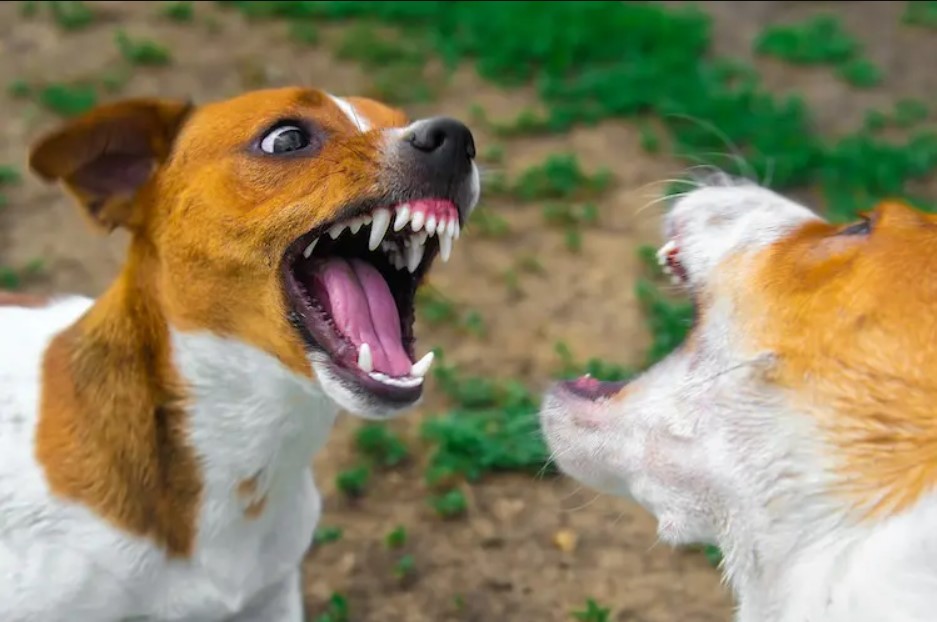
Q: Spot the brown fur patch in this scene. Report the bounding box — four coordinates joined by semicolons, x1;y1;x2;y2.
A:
734;201;937;519
29;86;412;554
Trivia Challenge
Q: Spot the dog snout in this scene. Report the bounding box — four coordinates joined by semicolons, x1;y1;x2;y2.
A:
406;117;476;165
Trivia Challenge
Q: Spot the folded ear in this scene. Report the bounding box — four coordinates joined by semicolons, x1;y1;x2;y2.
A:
28;98;194;233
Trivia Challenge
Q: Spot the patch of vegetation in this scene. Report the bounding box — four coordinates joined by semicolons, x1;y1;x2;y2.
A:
0;260;45;291
429;489;468;519
392;553;416;581
22;1;95;30
467;206;510;238
161;1;194;22
38;83;98;117
553;342;632;383
0;166;22;187
7;79;31;99
571;598;611;622
314;592;349;622
903;1;937;29
836;58;883;89
385;525;407;549
289;21;319;46
313;525;344;546
116;30;173;66
510;154;612;202
335;465;371;499
754;14;859;65
415;288;486;336
355;423;409;468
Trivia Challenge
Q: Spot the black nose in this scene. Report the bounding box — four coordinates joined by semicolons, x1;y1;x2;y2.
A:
407;117;476;162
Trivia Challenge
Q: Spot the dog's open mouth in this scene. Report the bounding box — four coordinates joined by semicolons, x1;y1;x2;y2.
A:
282;198;461;403
656;240;688;285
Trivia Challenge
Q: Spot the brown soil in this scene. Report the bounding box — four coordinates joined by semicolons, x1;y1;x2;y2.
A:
1;2;933;620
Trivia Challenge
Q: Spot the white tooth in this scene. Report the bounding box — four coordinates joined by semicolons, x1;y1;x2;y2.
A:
350;218;364;234
411;210;425;232
426;215;437;236
416;231;428;245
439;233;452;262
357;343;373;373
393;255;406;270
670;275;683;286
406;241;425;273
394;204;411;231
411;351;434;377
661;263;673;275
362;214;373;225
302;238;318;258
328;223;346;239
369;208;391;251
453;221;461;240
446;219;456;238
657;240;677;265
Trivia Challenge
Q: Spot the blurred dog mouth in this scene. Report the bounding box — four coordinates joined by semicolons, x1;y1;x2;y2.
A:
282;198;462;404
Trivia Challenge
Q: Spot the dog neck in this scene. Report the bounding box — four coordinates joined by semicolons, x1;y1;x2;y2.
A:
722;482;937;622
37;238;339;558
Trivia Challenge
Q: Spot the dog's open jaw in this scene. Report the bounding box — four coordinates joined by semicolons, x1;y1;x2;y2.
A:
283;198;459;404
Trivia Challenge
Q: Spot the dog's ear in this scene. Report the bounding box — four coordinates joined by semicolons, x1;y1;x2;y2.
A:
28;98;194;233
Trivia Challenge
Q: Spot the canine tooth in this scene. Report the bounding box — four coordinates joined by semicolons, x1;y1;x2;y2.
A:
302;238;318;258
453;221;460;240
406;241;425;273
439;233;453;262
426;215;437;236
328;223;346;239
369;208;391;251
411;210;425;232
411;351;434;377
357;343;373;373
445;219;455;238
394;204;411;231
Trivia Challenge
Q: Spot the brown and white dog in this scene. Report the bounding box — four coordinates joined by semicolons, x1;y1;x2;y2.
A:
541;178;937;622
0;87;479;621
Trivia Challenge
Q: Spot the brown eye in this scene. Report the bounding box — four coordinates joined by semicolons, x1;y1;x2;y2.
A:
260;125;310;154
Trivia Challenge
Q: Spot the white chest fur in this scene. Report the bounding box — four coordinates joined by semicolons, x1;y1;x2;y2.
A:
0;297;338;621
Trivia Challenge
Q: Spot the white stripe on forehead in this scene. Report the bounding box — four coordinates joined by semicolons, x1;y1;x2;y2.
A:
327;94;371;132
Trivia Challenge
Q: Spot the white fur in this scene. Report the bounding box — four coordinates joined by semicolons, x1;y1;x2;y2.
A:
0;296;349;621
327;93;371;132
541;180;937;622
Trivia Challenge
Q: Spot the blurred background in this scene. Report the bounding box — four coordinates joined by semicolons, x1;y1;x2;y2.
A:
1;2;935;620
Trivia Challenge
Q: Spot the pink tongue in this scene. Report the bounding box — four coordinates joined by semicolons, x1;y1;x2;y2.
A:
312;258;411;377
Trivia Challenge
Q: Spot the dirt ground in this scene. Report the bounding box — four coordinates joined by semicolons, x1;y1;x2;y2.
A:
1;2;934;621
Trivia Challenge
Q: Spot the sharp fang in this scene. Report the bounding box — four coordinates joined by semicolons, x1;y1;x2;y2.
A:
394;204;411;232
446;219;456;238
357;343;373;373
411;210;425;232
369;208;391;251
411;351;434;377
406;240;425;273
453;221;461;240
426;215;437;236
439;233;452;262
657;240;677;265
302;238;318;258
328;223;346;239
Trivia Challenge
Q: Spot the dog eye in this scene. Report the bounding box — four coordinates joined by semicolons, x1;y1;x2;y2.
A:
260;125;310;154
838;216;872;236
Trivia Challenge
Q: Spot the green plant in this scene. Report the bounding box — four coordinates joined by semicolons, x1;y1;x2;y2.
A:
161;1;194;22
0;166;21;187
45;1;95;30
511;154;612;202
355;423;409;468
837;58;883;88
467;207;510;238
39;83;97;117
429;489;467;519
335;465;370;499
904;1;937;29
754;14;858;65
392;553;416;580
289;21;318;45
314;592;349;622
571;598;611;622
313;525;343;546
7;79;31;99
553;342;632;382
116;30;173;66
385;525;407;549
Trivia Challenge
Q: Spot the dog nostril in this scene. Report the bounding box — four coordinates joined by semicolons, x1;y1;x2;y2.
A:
407;117;476;160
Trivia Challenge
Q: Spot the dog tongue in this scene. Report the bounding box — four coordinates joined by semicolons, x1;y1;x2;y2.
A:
312;257;411;377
